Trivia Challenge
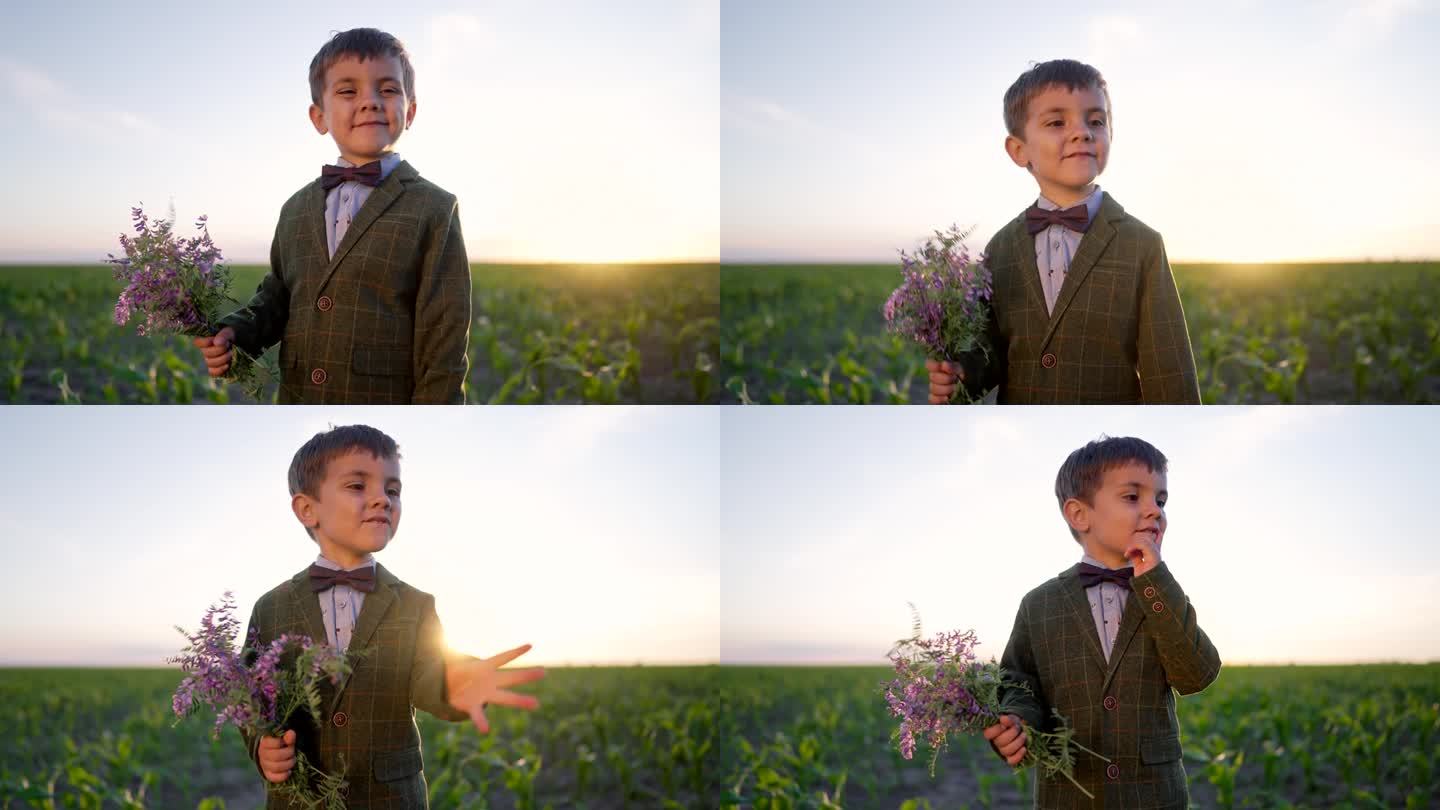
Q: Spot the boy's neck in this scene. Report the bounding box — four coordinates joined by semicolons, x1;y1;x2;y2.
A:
1080;542;1128;570
1038;182;1099;210
316;548;375;570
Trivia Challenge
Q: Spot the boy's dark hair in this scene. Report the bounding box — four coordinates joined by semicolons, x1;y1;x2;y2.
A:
1055;435;1167;541
1003;59;1111;140
289;425;402;540
309;28;416;108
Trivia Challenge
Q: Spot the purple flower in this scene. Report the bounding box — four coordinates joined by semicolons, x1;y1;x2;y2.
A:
882;224;994;372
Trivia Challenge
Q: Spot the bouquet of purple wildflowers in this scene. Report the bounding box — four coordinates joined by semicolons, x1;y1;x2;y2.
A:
169;592;364;809
882;224;994;403
106;205;273;399
884;606;1109;798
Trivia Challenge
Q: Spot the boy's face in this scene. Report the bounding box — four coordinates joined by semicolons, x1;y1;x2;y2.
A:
308;54;416;167
1066;462;1166;567
293;449;403;566
1005;84;1110;207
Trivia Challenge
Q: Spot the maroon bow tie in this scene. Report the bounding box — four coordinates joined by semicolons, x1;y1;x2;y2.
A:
319;161;382;192
1025;202;1091;236
1077;562;1133;589
308;563;377;593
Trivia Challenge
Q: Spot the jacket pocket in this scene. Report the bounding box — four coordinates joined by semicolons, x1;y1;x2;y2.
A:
373;746;423;782
352;346;412;377
1140;734;1183;765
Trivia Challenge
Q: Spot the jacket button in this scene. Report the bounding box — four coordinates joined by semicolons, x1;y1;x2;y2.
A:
1041;352;1057;368
317;295;333;312
1143;586;1157;598
1152;601;1164;613
1103;695;1117;710
1106;763;1120;780
332;711;348;727
311;368;327;385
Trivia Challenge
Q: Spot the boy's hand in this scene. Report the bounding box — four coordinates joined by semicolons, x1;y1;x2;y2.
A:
925;359;966;404
445;643;547;735
257;729;296;784
1126;533;1163;577
193;326;236;377
983;713;1027;766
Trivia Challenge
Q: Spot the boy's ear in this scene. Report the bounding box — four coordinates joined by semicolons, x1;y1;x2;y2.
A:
1004;134;1032;172
1062;497;1090;536
292;492;319;532
405;98;417;130
309;103;328;135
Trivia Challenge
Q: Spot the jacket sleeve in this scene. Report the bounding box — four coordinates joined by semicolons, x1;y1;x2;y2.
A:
410;594;478;722
997;596;1047;731
219;218;291;358
410;198;472;404
238;609;267;778
1130;562;1222;695
958;236;1008;402
1135;233;1201;404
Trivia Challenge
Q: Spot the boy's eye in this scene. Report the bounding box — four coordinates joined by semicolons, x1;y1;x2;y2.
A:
387;489;401;497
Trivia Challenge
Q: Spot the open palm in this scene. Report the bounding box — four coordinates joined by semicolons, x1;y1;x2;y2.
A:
445;643;546;734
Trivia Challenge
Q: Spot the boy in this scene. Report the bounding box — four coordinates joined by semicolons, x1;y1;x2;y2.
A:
984;436;1220;807
194;28;472;404
928;60;1201;404
242;425;544;808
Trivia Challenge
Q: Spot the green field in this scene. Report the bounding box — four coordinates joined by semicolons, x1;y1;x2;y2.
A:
718;664;1440;809
720;262;1440;404
0;666;719;809
0;263;718;404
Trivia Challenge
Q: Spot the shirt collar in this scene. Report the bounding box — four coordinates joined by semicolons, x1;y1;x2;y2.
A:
1037;185;1104;223
334;152;403;182
313;554;377;572
1081;552;1132;571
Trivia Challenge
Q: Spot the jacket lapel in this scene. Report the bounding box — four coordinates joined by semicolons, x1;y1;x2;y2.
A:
287;567;330;646
1041;193;1126;348
315;161;415;295
326;561;398;714
1101;589;1146;694
1057;565;1108;674
1009;217;1049;318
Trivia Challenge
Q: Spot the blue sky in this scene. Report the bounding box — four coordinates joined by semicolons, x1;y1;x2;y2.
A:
0;406;719;666
1;0;718;263
722;0;1440;262
722;406;1440;665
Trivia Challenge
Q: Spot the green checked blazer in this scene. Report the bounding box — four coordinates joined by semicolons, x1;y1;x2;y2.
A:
998;562;1222;809
219;161;472;404
960;194;1201;404
240;563;473;809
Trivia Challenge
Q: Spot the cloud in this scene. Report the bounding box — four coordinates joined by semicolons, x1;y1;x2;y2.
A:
0;58;169;141
722;91;888;164
1337;0;1425;42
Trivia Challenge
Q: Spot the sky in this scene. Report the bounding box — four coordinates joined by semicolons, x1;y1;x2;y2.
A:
0;0;718;264
722;0;1440;263
0;406;719;667
721;406;1440;665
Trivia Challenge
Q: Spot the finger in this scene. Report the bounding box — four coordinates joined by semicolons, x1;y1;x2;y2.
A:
928;371;959;385
214;329;232;349
496;667;547;687
1001;714;1015;727
284;730;296;745
469;703;491;734
982;723;1004;742
924;358;940;372
1008;746;1026;766
485;643;534;669
192;336;211;347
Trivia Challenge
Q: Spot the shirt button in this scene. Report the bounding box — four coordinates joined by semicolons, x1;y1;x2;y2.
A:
311;368;327;385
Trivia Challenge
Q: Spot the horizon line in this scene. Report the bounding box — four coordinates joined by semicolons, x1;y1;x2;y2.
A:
717;257;1440;266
